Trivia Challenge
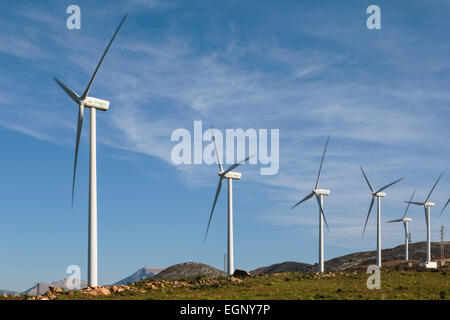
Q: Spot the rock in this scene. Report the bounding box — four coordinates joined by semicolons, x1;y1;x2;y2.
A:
44;290;53;297
49;285;63;293
111;285;119;293
147;284;157;290
88;287;111;296
229;277;243;283
233;269;250;278
99;287;111;295
83;286;111;296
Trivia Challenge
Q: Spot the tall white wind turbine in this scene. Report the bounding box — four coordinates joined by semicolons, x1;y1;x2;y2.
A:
405;172;444;265
204;128;253;275
386;190;416;260
53;14;127;287
361;167;403;268
291;136;331;273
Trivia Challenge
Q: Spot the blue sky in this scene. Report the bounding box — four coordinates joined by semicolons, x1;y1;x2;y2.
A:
0;0;449;291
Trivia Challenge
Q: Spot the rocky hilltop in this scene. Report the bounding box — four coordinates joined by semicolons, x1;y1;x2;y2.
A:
251;261;312;275
152;262;227;280
252;241;450;274
324;241;449;271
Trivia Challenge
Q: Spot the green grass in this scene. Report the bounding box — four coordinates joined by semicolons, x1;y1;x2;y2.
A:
19;267;448;300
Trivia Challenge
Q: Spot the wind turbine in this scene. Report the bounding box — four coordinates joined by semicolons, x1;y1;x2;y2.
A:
204;128;253;275
291;136;330;273
440;197;450;217
405;172;444;265
53;14;127;287
361;167;403;268
386;190;416;260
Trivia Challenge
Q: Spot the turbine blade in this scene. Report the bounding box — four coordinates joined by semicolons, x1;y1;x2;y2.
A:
403;221;407;237
386;219;403;223
440;197;450;217
291;192;314;210
211;126;223;172
405;201;424;206
81;13;127;99
71;104;84;207
204;178;223;242
222;155;255;176
376;177;404;193
315;193;329;231
315;136;330;189
53;77;80;103
402;190;416;219
362;196;375;237
425;172;444;203
360;166;374;193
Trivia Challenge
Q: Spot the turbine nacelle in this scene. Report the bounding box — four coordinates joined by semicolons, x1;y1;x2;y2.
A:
83;97;110;111
403;217;412;222
424;201;435;207
314;188;330;196
373;191;386;198
221;171;242;180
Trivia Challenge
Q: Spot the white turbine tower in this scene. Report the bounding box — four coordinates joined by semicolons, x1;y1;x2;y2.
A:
386;190;416;260
440;197;450;217
204;128;253;275
291;136;331;273
53;14;127;287
405;172;444;267
361;167;403;268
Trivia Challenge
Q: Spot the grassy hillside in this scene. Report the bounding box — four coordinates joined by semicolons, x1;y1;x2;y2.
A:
8;265;448;300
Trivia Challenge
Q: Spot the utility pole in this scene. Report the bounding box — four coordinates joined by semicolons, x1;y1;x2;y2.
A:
408;232;412;244
224;253;227;273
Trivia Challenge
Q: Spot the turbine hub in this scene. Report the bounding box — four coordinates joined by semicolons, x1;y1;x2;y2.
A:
374;192;386;198
314;189;330;196
425;201;435;207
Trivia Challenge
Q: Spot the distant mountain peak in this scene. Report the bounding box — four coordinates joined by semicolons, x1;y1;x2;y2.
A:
114;267;164;285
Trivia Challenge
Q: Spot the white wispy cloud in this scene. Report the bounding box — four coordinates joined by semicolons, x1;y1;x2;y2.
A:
0;2;448;253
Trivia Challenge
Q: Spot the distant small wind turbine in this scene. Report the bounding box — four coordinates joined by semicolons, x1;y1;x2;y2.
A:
204;128;253;275
291;136;330;273
361;167;403;268
386;190;416;260
53;14;127;287
405;172;444;263
440;197;450;217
